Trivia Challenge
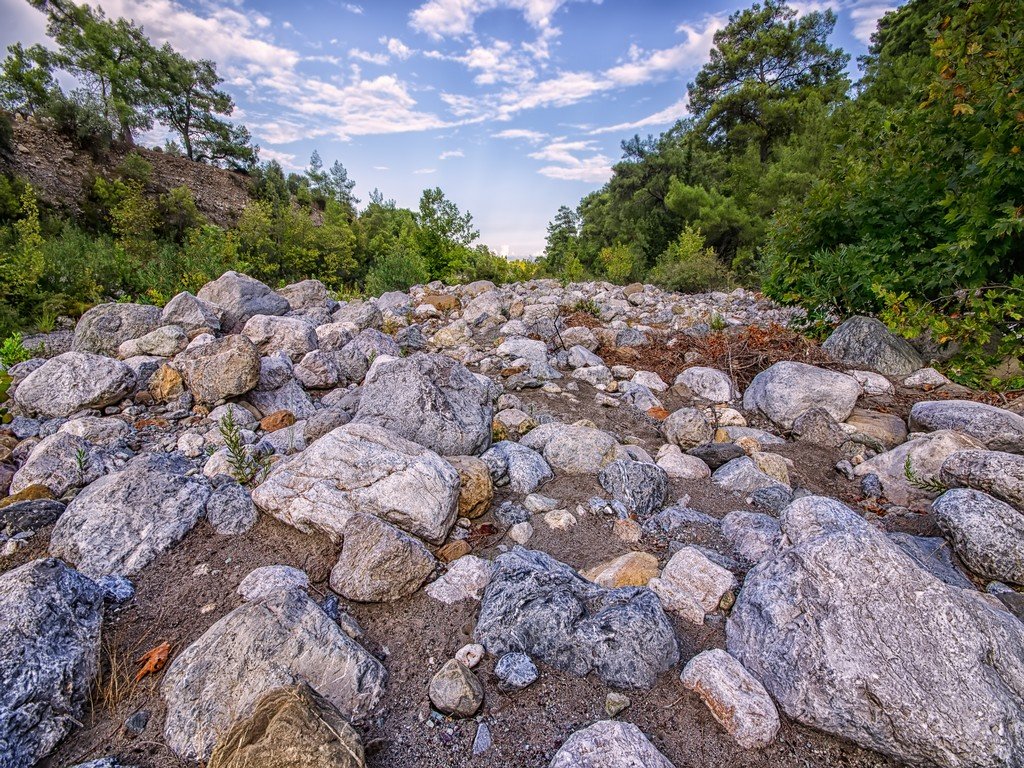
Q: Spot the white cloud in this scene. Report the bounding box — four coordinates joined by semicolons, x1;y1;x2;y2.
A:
350;48;390;65
439;149;465;159
850;3;896;45
589;96;688;135
259;147;301;169
431;39;537;85
343;3;364;14
493;128;547;142
373;165;390;170
383;37;414;60
409;0;598;42
605;15;725;86
529;139;611;182
414;167;438;174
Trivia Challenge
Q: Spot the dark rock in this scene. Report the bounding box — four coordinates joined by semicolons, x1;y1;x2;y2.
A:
0;499;65;533
495;652;538;690
494;501;531;527
888;532;974;590
822;315;925;377
792;408;846;448
598;459;668;518
687;442;745;470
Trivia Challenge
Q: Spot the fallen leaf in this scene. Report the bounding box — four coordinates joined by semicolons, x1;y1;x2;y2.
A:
134;641;171;682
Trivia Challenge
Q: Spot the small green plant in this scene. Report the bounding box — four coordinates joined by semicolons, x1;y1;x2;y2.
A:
572;298;600;317
709;313;728;331
218;406;271;486
74;447;89;474
903;457;948;494
0;371;12;424
0;333;43;368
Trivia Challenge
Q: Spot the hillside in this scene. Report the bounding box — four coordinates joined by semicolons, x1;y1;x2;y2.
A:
1;271;1023;768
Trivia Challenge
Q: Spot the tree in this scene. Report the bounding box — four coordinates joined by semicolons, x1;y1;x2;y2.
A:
543;205;580;273
0;43;56;115
688;0;849;160
415;187;478;279
327;160;358;212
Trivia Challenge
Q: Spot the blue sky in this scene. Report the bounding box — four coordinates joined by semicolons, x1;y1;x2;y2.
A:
1;0;895;256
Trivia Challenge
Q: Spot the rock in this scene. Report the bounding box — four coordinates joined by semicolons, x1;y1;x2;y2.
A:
662;407;713;449
648;546;735;624
10;432;107;497
680;649;780;750
161;291;223;335
743;362;861;430
175;335;261;404
567;345;603;368
597;459;668;518
50;453;211;579
353;353;492;456
304;407;352;442
495;652;538;690
508;521;534;545
428;659;483;717
474;548;679;689
675;367;737;402
14;352;135;418
632;370;668;392
118;325;188;358
472;722;492;755
249;380;315;420
426;555;493;604
278;279;331;310
58;416;131;446
197;271;290;331
940;449;1024;509
904;367;953;389
727;495;1024;768
0;498;65;533
334;301;381;330
456;643;484;668
582;551;660;588
436;539;471;562
206;683;365;768
910;400;1024;454
888;533;974;589
148;363;185;402
252;423;459;544
519;423;629;475
721;511;781;564
655;444;712;479
237;565;309;602
480;441;553;493
688;442;746;470
497;336;548;363
72;302;161;356
329;514;437;601
207;477;258;535
852;430;984;506
933;489;1024;584
850;369;895;396
791;408;846;447
0;559;104;768
161;589;386;762
0;483;54;509
712;457;787;495
242;315;319;361
550;721;675;768
845;408;908;450
447;455;493;518
822;316;925;377
260;410;296;432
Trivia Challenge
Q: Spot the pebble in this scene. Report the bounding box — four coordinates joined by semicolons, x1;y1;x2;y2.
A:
495;652;539;690
605;692;631;717
456;643;485;668
544;509;577;530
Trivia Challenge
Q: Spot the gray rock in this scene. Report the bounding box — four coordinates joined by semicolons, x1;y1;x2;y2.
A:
743;361;861;430
494;652;538;690
249;380;316;419
344;328;401;359
888;533;974;590
161;589;386;762
845;408;908;450
237;565;309;602
598;459;668;518
9;432;108;497
329;514;437;601
197;271;290;332
727;495;1024;768
712;457;787;495
910;400;1024;454
304;407;352;443
277;279;331;310
933;488;1024;585
675;366;738;402
549;721;675;768
662;407;713;449
161;291;223;335
58;416;132;446
206;476;258;535
649;546;735;624
0;499;66;534
680;649;780;749
474;548;679;689
792;408;846;448
721;511;781;564
333;300;382;330
242;315;318;362
251;422;460;544
0;559;104;768
14;352;135;418
354;353;492;456
294;349;342;389
50;453;211;578
72;302;162;356
206;683;365;768
472;722;492;755
822;315;924;377
175;335;261;404
118;325;188;359
315;323;355;352
428;659;483;717
940;449;1024;510
567;345;603;369
519;423;629;475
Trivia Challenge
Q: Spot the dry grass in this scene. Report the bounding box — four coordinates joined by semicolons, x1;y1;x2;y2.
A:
90;632;139;716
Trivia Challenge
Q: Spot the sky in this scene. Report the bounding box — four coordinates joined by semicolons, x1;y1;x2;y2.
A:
1;0;896;257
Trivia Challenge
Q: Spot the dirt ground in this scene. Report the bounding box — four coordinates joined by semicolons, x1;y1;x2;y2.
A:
6;371;979;768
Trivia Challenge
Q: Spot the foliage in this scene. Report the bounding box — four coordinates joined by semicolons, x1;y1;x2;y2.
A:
598;244;641;283
649;227;733;293
365;239;430;295
0;332;42;366
903;456;949;493
218;405;271;486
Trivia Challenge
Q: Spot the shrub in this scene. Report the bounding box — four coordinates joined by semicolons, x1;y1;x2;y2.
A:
649;227;732;294
598;244;641;284
365;241;430;295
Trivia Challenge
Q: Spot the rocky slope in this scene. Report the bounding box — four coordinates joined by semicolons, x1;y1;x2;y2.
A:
1;273;1023;768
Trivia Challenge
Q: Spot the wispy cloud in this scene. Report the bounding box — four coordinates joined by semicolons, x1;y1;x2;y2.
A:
849;2;895;45
529;138;611;182
589;96;688;135
414;167;438;174
439;149;465;159
343;3;364;14
493;128;547;142
350;48;389;65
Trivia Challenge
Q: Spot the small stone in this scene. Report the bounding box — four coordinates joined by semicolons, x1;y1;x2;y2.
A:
259;410;296;432
455;643;484;668
472;722;492;755
649;547;736;624
437;540;472;563
582;551;660;588
428;659;484;717
123;708;150;736
237;565;309;602
605;692;631;717
544;509;577;530
524;493;558;513
507;521;534;545
494;652;538;690
447;456;493;519
426;555;493;604
612;518;642;543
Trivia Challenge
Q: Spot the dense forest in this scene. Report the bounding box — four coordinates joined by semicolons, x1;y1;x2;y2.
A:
0;0;1021;387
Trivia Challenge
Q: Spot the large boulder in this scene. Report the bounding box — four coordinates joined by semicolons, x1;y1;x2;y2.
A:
161;589;386;763
0;559;104;768
910;400;1024;454
727;495;1024;768
940;449;1024;510
49;453;211;578
822;315;925;377
72;302;162;356
14;352;135;418
252;422;459;544
474;548;679;689
742;362;861;430
9;432;108;497
933;488;1024;585
207;683;365;768
197;271;290;332
519;423;630;475
329;514;437;601
550;721;675;768
353;353;492;456
161;291;223;335
241;315;319;362
174;335;261;404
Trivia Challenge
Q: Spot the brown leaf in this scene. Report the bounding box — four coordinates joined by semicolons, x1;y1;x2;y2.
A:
134;641;171;683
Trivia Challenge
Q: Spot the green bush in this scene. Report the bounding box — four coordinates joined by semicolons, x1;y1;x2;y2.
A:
649;227;732;294
365;241;430;295
598;244;641;284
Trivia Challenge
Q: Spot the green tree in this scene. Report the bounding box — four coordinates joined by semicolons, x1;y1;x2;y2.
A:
0;42;56;115
415;187;478;279
543;204;580;273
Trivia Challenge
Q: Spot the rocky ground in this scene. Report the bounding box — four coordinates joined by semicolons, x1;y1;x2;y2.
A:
1;272;1023;768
